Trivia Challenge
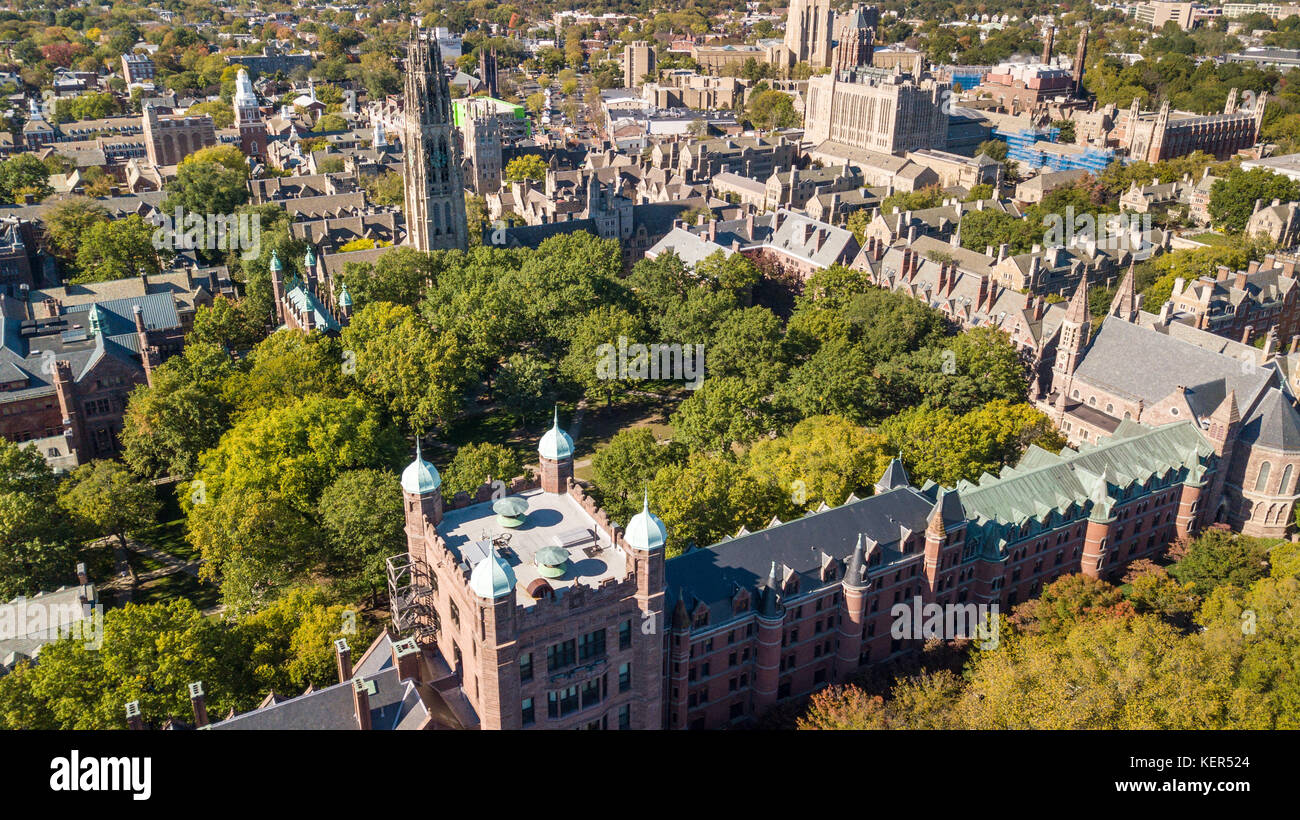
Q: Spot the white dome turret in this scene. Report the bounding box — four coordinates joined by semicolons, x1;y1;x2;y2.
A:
469;546;516;599
401;440;442;495
538;406;574;461
625;491;667;552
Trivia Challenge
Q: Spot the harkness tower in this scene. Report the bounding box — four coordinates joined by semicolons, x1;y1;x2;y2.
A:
403;26;468;252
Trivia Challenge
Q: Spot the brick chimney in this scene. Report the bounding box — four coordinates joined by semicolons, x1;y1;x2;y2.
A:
125;701;143;730
189;681;209;728
393;637;422;683
353;678;374;730
335;638;352;683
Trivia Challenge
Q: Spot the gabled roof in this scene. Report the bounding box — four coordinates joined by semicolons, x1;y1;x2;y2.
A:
1073;316;1276;419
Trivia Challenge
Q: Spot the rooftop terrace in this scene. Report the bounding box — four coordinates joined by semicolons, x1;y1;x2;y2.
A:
436;488;627;608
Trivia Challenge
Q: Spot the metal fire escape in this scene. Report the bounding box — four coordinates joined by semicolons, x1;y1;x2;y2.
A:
387;553;437;641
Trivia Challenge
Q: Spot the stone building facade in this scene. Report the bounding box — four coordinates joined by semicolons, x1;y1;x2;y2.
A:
402;27;468;252
398;414;665;730
143;104;216;166
804;67;950;154
1040;268;1300;537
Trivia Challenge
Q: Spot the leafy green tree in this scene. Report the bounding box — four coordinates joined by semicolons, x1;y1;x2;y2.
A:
705;306;789;389
186;99;235;128
222;329;349;417
336;247;433;309
591;428;686;526
442;442;522;500
876;327;1030;416
317;470;404;605
0;440;80;599
1172;530;1272;597
505;154;548;182
178;144;249;173
560;305;647;405
672;377;782;453
879;401;1066;486
777;337;878;425
40;196;109;261
73;215;160;283
341;302;471;431
25;599;229;729
747;415;892;516
161;159;250;217
1210;167;1300;232
495;353;552;426
184;395;403;611
745;88;801;130
120;344;236;479
56;460;161;550
233;586;375;697
649;453;785;555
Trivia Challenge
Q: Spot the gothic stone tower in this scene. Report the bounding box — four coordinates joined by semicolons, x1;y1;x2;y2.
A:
403;27;468;252
462;98;503;194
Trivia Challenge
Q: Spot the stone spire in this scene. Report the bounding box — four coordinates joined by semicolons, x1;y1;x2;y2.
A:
1109;260;1138;320
760;561;783;617
1064;272;1090;324
845;533;867;588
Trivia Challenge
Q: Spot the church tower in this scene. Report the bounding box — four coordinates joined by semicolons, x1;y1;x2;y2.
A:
233;69;266;161
403;27;468;252
1053;274;1091;380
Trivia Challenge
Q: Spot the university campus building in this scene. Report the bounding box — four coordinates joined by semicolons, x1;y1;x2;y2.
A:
200;392;1239;730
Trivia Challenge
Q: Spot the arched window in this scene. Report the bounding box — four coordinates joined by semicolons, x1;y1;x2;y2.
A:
1282;464;1294;495
1088;396;1097;406
1256;461;1272;493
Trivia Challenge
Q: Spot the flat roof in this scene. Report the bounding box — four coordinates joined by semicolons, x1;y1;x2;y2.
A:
436;488;627;607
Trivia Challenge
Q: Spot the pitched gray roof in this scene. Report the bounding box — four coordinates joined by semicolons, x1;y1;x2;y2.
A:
1239;388;1300;451
1074;317;1276;419
665;484;954;619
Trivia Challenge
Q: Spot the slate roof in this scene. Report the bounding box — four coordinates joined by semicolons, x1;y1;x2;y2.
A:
209;662;427;730
1238;387;1300;451
1073;317;1276;419
665;484;950;617
645;227;733;267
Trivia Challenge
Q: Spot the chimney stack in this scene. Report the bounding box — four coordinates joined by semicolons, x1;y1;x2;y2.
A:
335;638;352;683
125;701;143;730
353;678;374;730
393;637;422;683
189;682;209;728
76;562;88;585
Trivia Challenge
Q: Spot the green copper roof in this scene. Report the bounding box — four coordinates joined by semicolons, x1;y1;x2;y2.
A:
959;420;1214;527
